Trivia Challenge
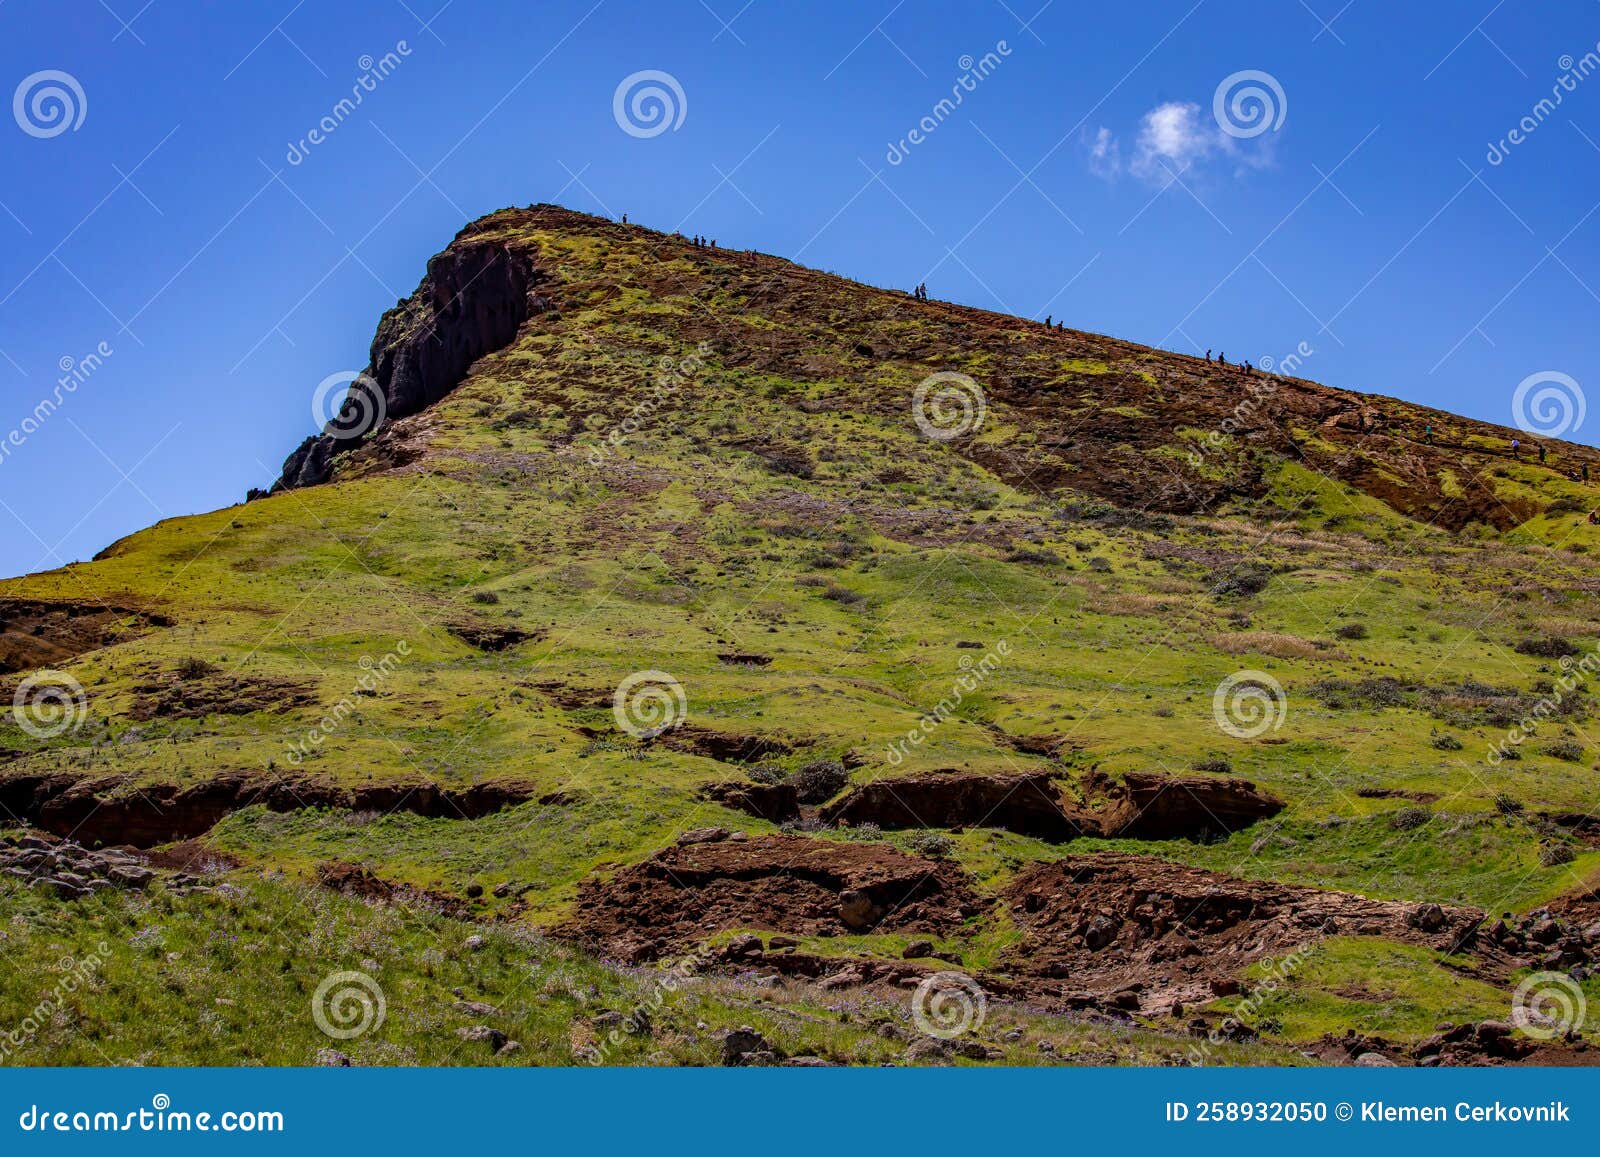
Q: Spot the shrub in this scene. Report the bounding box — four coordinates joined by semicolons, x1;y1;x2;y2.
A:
471;590;500;605
1006;547;1061;565
1543;739;1586;762
1391;807;1432;831
1086;557;1113;574
789;760;849;804
1333;622;1368;640
1209;563;1272;598
1493;792;1524;815
820;584;866;607
1430;732;1463;751
905;832;956;859
1515;636;1580;659
745;764;787;786
1308;677;1413;710
1540;842;1576;867
175;657;218;680
1192;758;1233;775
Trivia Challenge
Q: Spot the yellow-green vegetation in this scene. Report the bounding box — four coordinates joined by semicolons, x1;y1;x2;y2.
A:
0;871;1292;1066
3;205;1599;1065
1216;937;1516;1044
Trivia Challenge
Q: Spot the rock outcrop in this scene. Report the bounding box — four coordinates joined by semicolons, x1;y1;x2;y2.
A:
817;768;1284;842
0;772;540;847
568;831;980;961
1000;854;1486;1012
269;224;551;492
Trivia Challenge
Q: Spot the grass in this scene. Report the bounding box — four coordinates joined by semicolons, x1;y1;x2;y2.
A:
0;869;1293;1066
1213;937;1512;1044
4;205;1600;1064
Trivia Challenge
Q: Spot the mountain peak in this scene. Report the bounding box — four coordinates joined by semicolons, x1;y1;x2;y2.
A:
267;202;1591;538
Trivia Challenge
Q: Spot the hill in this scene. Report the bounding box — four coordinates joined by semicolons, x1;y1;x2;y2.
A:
2;204;1597;1066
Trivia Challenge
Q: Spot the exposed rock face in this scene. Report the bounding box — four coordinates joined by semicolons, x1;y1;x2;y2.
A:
0;772;540;847
270;227;550;492
999;854;1486;1012
821;769;1086;841
699;780;801;823
1100;771;1286;839
0;832;155;898
817;768;1284;842
568;833;980;962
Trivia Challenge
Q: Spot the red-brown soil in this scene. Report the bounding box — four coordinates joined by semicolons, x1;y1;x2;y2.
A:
0;598;169;674
814;768;1284;842
0;771;539;846
568;830;980;962
128;671;318;721
996;854;1487;1013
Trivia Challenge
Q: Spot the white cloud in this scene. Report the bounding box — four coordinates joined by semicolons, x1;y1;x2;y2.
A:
1085;125;1121;178
1088;99;1275;185
1132;101;1218;177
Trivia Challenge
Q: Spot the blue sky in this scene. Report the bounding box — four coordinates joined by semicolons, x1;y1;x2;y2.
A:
0;0;1596;578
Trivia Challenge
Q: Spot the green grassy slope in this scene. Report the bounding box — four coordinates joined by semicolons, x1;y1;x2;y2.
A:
3;205;1597;1063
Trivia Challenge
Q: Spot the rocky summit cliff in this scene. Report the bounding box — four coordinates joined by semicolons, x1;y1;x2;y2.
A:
3;204;1599;1066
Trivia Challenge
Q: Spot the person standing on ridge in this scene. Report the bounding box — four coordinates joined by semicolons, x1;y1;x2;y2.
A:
1205;349;1212;362
1511;437;1520;459
1424;424;1433;445
1539;443;1547;464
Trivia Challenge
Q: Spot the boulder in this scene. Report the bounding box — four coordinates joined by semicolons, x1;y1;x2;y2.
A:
720;1026;778;1067
456;1025;508;1051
